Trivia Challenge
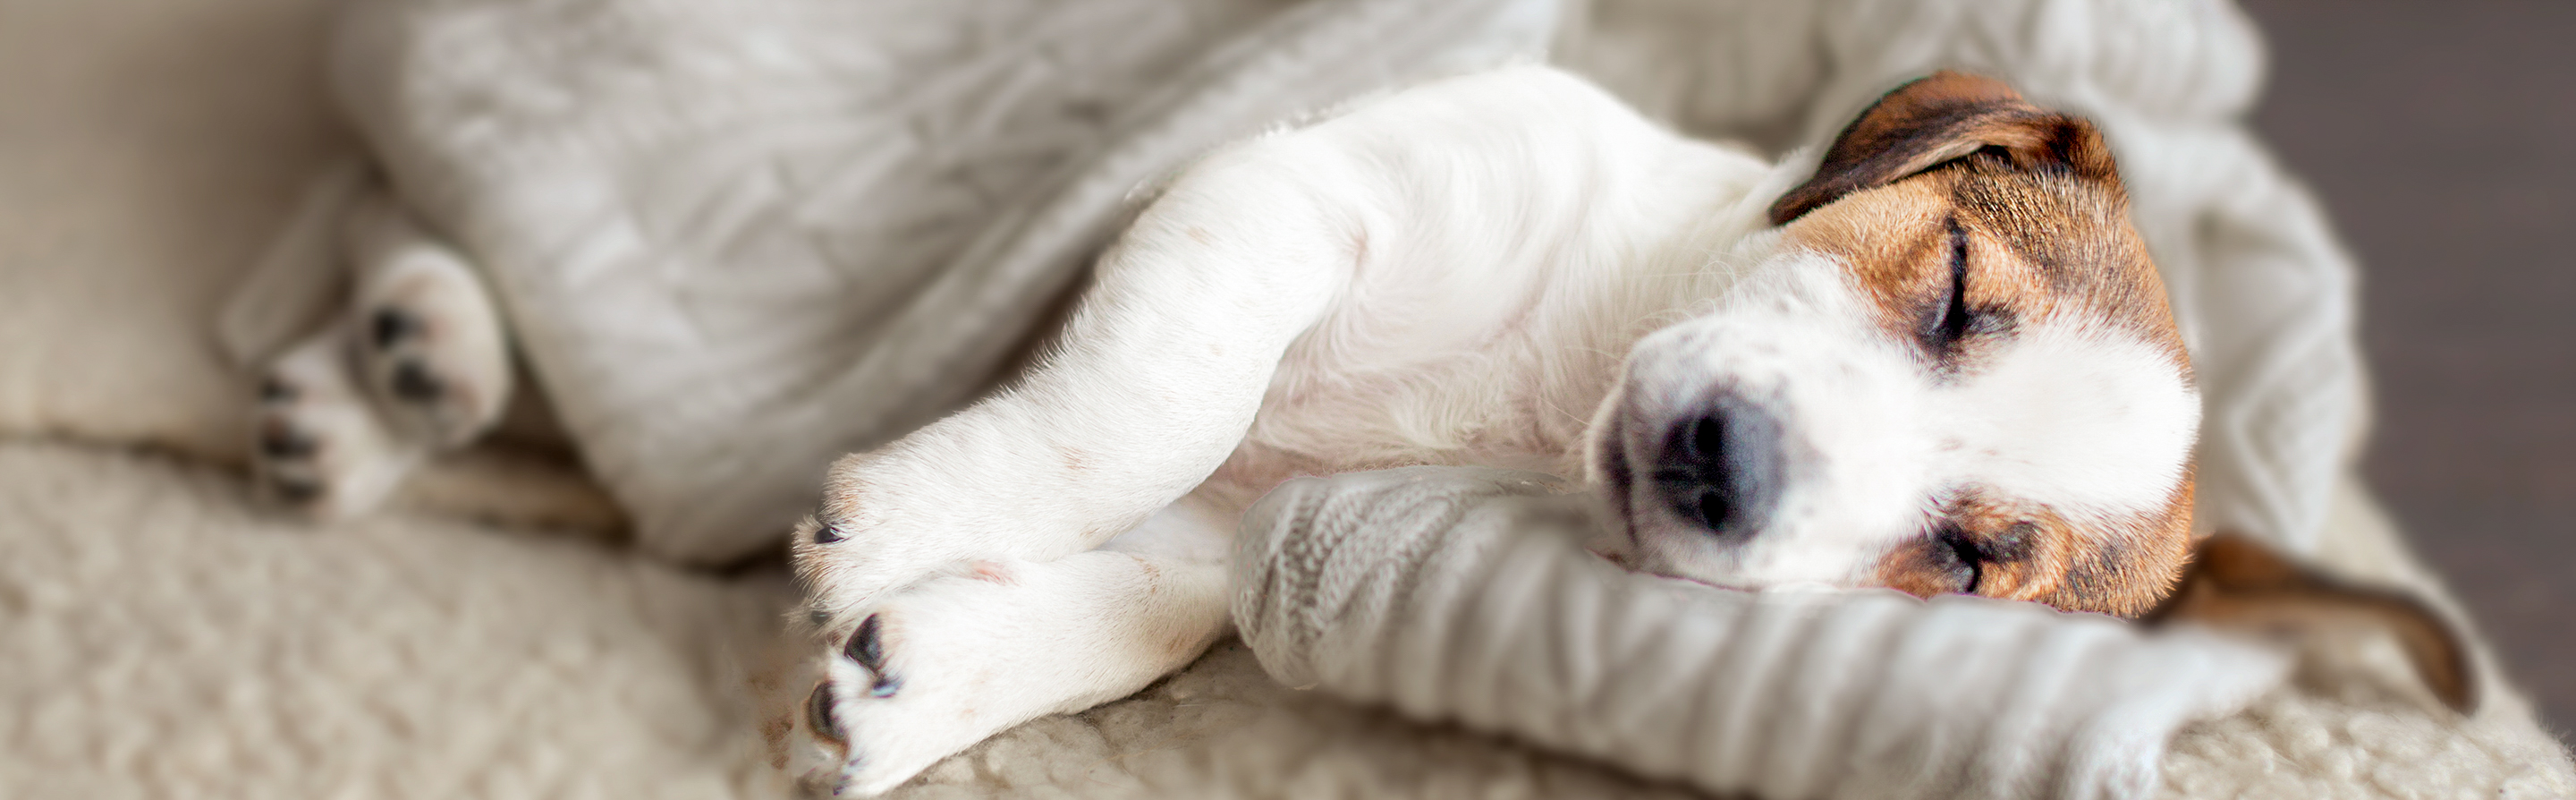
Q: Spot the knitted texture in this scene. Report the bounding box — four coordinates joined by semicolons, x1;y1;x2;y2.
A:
1234;466;2293;800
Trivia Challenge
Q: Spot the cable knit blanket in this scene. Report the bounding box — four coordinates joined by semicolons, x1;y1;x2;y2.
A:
4;0;2572;798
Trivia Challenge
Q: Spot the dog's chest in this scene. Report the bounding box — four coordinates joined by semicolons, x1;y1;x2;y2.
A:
1209;252;1734;498
1230;331;1605;486
1196;132;1781;501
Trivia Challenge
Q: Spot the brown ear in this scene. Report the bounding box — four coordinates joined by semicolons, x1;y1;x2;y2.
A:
2146;533;2479;714
1767;71;2122;225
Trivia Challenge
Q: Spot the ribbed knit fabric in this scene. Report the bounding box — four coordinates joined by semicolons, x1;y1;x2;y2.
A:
1235;466;2291;800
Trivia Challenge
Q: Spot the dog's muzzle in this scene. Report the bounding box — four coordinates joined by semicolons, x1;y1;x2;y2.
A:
1646;391;1784;540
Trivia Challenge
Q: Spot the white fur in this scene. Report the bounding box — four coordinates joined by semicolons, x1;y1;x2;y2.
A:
1934;321;2199;518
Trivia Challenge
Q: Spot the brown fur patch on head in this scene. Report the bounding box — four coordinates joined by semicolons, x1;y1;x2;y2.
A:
1872;475;2195;617
1789;72;2199;616
1771;71;2119;226
1779;106;2189;382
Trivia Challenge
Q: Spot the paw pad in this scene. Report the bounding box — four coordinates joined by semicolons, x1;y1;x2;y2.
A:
387;359;445;402
370;307;420;349
806;683;845;745
272;475;323;504
843;614;902;698
258;420;318;458
844;615;886;669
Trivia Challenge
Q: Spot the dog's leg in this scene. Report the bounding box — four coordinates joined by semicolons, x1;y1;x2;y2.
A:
794;147;1360;613
788;149;1355;791
249;189;513;517
788;496;1237;796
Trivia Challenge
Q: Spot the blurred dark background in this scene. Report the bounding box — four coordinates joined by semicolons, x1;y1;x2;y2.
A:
2240;0;2574;736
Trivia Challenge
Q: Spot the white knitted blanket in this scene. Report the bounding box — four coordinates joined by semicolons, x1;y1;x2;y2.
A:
1234;467;2289;800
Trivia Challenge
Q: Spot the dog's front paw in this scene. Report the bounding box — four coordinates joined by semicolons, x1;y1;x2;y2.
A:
789;515;953;617
250;329;425;518
784;554;1227;796
791;451;1013;614
788;572;1055;797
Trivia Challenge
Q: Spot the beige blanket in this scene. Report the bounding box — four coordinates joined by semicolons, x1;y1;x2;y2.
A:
2;441;2565;798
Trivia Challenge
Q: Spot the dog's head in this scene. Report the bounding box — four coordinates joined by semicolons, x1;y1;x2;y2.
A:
1593;72;2197;617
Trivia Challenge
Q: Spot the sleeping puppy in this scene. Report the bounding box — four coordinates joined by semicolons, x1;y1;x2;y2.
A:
775;67;2477;796
757;67;1933;791
237;65;2466;796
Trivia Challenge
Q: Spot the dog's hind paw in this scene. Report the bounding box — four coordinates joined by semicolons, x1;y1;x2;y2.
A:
343;194;512;447
250;325;427;518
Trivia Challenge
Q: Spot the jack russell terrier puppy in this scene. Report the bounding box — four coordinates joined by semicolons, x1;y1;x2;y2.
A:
242;66;2473;796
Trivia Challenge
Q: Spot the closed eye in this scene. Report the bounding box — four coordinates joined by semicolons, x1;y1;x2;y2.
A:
1929;523;1985;594
1924;520;2036;597
1929;218;1973;350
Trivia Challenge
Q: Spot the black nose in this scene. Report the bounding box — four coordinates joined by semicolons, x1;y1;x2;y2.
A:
1649;395;1784;538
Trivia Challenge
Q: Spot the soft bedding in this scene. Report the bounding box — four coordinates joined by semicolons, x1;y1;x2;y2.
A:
4;442;2565;798
2;0;2571;797
1233;467;2292;800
